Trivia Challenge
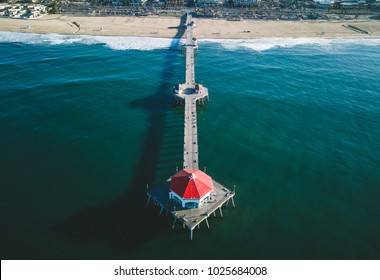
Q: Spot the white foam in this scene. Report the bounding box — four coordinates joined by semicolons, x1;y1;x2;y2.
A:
1;32;379;51
200;37;380;51
0;32;184;50
90;35;182;50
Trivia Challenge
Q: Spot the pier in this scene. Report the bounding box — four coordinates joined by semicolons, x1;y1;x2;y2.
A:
147;11;235;240
174;12;209;170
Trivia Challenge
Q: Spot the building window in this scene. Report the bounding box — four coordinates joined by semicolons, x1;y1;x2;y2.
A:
185;202;198;209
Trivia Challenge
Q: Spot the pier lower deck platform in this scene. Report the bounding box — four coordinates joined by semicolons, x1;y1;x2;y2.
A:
147;180;235;239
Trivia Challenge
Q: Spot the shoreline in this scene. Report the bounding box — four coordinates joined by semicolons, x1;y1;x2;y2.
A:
1;15;380;39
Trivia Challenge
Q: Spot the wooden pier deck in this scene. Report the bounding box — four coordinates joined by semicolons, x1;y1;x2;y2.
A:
176;12;208;170
183;97;199;169
185;12;195;92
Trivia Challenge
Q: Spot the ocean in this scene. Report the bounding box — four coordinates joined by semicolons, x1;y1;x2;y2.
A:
0;32;379;259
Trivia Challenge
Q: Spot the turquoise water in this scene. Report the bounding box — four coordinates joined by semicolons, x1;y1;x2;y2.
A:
0;32;379;259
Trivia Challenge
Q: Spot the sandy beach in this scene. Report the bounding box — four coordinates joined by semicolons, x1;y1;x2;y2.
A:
1;14;380;38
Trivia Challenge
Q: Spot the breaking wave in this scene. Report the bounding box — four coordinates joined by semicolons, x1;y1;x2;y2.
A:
0;32;183;50
1;32;380;52
200;37;380;51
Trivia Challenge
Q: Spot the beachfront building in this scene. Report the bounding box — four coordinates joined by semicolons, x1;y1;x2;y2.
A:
28;4;47;13
164;0;186;6
195;0;221;7
169;169;214;209
8;5;25;18
233;0;260;6
128;0;148;6
333;0;368;8
0;4;9;16
1;4;47;18
313;0;335;8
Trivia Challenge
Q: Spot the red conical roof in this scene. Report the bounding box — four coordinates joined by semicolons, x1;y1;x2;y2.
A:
170;169;214;199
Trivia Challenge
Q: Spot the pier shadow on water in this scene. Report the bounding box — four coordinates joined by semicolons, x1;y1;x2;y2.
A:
57;15;187;257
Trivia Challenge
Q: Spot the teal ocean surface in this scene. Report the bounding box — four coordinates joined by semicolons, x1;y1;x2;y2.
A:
0;32;379;259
